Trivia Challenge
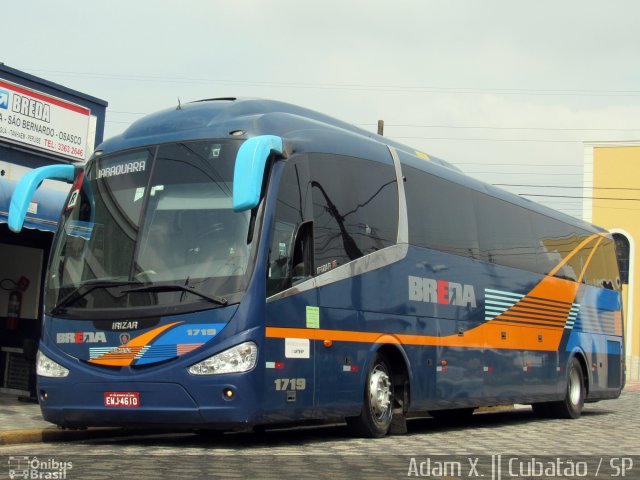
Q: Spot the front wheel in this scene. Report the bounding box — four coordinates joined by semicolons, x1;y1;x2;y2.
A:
347;352;394;438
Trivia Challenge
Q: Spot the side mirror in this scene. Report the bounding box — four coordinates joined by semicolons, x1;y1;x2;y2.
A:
232;135;283;212
9;164;78;233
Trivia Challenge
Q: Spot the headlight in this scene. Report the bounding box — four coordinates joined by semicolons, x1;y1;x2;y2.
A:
36;351;69;378
188;341;257;375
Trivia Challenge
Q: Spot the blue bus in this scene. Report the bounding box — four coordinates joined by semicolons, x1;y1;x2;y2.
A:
9;98;624;437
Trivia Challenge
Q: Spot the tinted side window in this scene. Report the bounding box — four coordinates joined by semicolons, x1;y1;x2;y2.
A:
267;157;312;296
613;233;630;284
532;214;585;280
474;192;538;272
602;237;622;291
584;237;619;290
404;166;479;259
309;154;398;272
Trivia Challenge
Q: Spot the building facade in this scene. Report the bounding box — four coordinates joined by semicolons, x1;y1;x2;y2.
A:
0;64;107;396
584;142;640;382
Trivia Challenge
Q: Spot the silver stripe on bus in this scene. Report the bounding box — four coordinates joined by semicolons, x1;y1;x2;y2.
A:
387;145;409;245
267;243;409;303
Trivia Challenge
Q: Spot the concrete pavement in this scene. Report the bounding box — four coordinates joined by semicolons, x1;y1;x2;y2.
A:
0;394;145;445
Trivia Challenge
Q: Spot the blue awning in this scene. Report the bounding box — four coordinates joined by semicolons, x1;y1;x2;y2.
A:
0;178;67;233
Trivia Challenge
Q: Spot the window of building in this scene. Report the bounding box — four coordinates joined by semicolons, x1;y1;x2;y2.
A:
613;233;630;285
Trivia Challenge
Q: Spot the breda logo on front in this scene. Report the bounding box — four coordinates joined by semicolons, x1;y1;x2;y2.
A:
408;276;476;308
56;332;107;343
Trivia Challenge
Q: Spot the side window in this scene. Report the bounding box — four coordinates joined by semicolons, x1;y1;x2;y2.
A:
603;237;622;291
474;193;538;272
404;165;479;259
584;237;619;290
533;214;583;280
533;214;613;285
270;220;296;282
613;233;630;285
550;230;599;285
309;154;398;273
267;158;312;296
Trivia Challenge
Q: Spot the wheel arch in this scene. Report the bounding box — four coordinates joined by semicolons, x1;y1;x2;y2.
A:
371;341;413;413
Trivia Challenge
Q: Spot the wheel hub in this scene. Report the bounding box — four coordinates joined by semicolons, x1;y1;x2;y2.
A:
369;366;392;418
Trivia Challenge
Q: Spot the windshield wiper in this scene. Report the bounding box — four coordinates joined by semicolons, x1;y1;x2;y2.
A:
50;279;144;315
122;284;228;306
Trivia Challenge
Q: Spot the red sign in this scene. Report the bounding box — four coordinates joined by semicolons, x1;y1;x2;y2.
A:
104;392;140;408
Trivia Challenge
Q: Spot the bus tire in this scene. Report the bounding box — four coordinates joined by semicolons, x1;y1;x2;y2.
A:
557;357;586;418
533;357;585;419
347;352;394;438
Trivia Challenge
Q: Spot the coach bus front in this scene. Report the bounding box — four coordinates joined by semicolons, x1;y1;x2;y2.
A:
10;136;282;428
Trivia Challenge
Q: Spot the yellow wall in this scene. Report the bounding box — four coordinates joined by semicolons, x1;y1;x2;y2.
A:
591;146;640;377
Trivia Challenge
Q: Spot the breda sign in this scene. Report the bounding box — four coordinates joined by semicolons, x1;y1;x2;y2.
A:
0;78;90;161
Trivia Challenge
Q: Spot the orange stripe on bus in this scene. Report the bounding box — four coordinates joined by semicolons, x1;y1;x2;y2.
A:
266;321;565;352
88;321;183;366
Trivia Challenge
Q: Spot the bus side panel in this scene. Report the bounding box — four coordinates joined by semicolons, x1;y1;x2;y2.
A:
313;246;562;410
314;307;365;415
265;244;623;418
566;285;624;399
263;288;318;423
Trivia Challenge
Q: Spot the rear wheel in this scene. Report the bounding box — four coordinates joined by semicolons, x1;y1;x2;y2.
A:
559;357;586;418
347;352;394;438
532;357;585;419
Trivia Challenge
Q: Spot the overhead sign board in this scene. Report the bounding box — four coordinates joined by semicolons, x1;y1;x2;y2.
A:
0;79;90;161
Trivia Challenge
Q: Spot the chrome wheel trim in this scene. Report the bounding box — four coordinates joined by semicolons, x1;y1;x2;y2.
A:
568;366;582;406
369;364;392;420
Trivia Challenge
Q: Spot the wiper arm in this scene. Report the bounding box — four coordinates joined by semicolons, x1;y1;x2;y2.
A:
50;279;143;315
122;284;228;306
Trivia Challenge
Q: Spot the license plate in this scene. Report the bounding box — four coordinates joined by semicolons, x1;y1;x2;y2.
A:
104;392;140;408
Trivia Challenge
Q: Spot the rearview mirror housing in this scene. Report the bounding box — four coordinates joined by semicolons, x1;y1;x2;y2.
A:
9;164;78;233
232;135;283;212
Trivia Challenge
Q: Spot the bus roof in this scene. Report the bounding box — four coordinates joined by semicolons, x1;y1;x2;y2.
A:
96;97;604;235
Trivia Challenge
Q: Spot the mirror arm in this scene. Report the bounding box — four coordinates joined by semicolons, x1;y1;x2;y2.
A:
8;164;80;233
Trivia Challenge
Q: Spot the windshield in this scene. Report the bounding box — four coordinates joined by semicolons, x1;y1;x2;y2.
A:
45;139;254;315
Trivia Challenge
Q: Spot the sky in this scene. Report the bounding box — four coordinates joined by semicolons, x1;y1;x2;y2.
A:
4;0;640;220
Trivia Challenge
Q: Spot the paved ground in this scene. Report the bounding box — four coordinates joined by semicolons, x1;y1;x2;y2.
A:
0;396;50;432
0;385;639;479
1;396;639;478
